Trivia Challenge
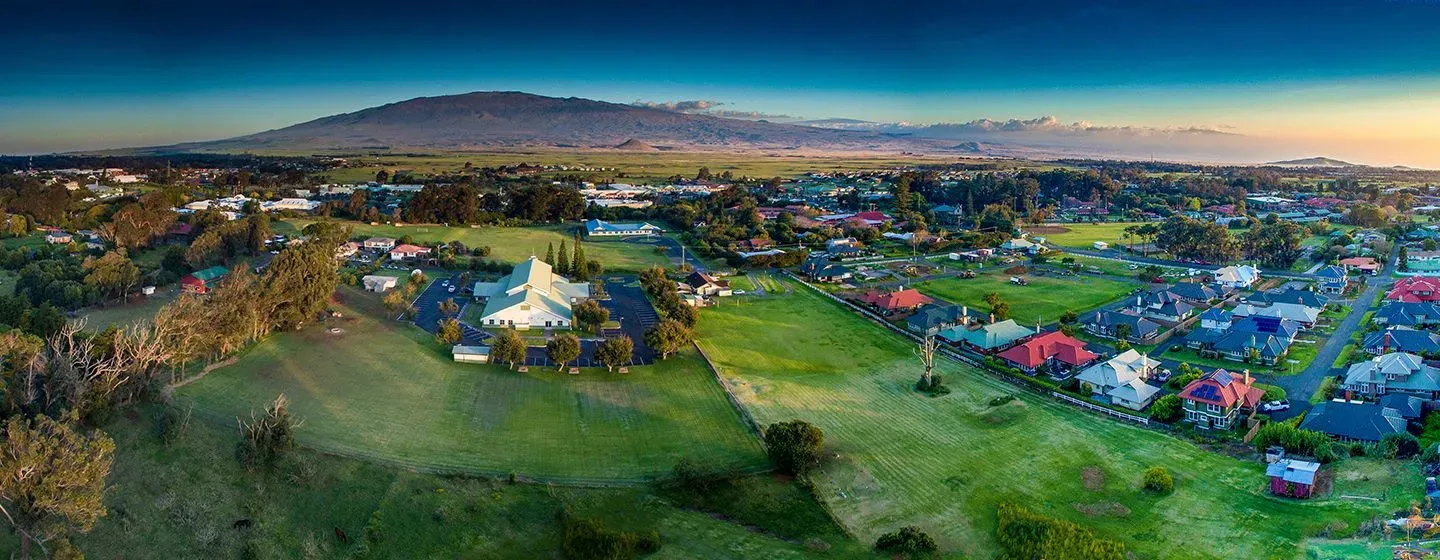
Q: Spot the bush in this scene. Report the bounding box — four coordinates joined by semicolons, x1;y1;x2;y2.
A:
1142;466;1174;495
995;503;1126;560
875;526;938;557
236;394;301;471
1147;395;1183;424
158;403;193;446
558;509;659;560
1252;422;1338;463
1252;383;1287;402
1381;432;1421;459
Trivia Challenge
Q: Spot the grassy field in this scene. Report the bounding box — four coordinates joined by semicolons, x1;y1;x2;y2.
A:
77;291;178;330
912;271;1135;324
1022;222;1151;249
695;279;1412;559
284;219;674;272
6;403;849;558
177;287;766;481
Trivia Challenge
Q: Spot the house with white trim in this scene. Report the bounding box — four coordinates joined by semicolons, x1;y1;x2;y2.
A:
584;219;664;237
471;257;590;329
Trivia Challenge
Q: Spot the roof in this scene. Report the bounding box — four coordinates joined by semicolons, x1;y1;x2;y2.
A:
1299;400;1406;442
452;345;490;356
475;257;590;323
1389;277;1440;303
686;271;729;289
1232;302;1321;324
1252;288;1328;308
188;266;229;282
1179;369;1263;409
1076;349;1159;389
1343;352;1440;393
584;218;663;234
939;319;1034;350
1168;282;1219;302
906;304;979;331
1315;265;1348;280
1265;459;1320;486
1363;328;1440;355
1380;393;1425;419
1199;308;1232;322
858;289;934;310
1375;301;1440;326
996;331;1098;368
390;243;431;254
1082;310;1160;336
1214;265;1260;285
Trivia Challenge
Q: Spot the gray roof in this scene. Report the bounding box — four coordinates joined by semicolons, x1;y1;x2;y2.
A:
1344;352;1440;394
1363;328;1440;355
1082;310;1160;337
1375;301;1440;326
1265;459;1320;485
1380;393;1424;420
1300;400;1407;442
1252;288;1328;308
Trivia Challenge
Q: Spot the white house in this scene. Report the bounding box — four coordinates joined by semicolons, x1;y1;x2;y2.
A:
1213;265;1260;289
584;219;664;237
361;275;398;292
1075;349;1163;410
260;198;323;212
363;237;397;250
471;257;591;329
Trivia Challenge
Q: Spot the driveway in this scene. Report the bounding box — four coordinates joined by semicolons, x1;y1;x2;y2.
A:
411;274;488;345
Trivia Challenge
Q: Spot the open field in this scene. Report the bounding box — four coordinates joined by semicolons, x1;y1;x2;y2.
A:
77;291;178;330
1022;222;1150;249
3;403;847;558
284;219;674;271
177;287;766;481
696;279;1413;559
912;271;1135;324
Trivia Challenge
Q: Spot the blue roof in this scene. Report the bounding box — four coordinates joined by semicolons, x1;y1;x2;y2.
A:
1315;265;1347;280
584;219;663;234
1200;308;1232;321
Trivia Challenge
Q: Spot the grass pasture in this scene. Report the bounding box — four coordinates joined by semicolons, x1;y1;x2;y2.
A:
177;287;766;481
695;279;1411;559
1022;222;1148;249
77;291;178;330
912;271;1135;324
285;219;674;271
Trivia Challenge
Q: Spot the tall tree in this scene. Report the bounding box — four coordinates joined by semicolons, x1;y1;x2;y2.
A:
546;333;581;371
644;319;692;360
571;233;587;281
435;318;462;344
596;336;634;372
0;414;115;559
490;328;527;369
82;251;140;303
573;300;610;334
545;242;555;265
557;239;570;275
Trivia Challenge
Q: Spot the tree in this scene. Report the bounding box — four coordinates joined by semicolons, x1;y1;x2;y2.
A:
573;300;610;334
546;333;581;371
0;414;115;559
545;242;555;265
1347;204;1388;228
375;169;390;183
438;297;460;318
556;239;569;275
1142;466;1174;494
644;319;692;360
915;334;937;389
875;526;939;557
245;212;271;256
1148;394;1183;423
991;301;1011;321
1114;323;1132;342
236;394;301;471
1400;246;1411;272
82;251;140;303
258;235;342;331
596;336;634;372
435;318;462;344
764;420;824;475
1240;219;1305;269
571;233;588;281
490;328;527;369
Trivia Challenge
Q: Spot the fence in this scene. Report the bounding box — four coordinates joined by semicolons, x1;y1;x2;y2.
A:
692;341;767;440
1051;392;1150;425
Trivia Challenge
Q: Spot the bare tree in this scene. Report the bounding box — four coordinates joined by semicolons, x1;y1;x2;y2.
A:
915;334;938;389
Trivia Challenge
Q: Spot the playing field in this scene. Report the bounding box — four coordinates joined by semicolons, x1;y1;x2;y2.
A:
176;287;767;482
912;271;1135;324
283;219;675;271
1022;222;1148;249
695;280;1411;559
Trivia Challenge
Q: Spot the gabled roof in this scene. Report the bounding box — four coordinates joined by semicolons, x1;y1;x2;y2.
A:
1232;302;1321;324
585;218;663;234
858;289;933;310
1265;459;1320;485
1076;349;1158;389
1299;400;1406;442
1389;277;1440;302
996;331;1098;368
686;271;729;290
1179;369;1263;409
1343;352;1440;393
390;243;431;254
1315;265;1348;280
1363;328;1440;355
939;319;1033;350
1380;393;1425;420
1081;310;1160;336
1375;301;1440;326
1199;308;1232;322
1214;265;1260;284
1168;282;1219;302
1252;288;1328;308
906;304;978;331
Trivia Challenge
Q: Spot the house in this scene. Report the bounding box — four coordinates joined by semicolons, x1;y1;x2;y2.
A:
857;289;934;315
686;271;732;297
180;266;230;295
1075;350;1163;410
451;345;490;364
363;237;396;250
1250;288;1328;309
389;244;433;261
938;319;1034;352
996;331;1099;373
1168;282;1221;304
1314;265;1349;295
361;275;398;292
584;218;664;237
1389;277;1440;303
1231;302;1321;328
801;255;853;283
1340;256;1381;275
906;304;976;335
1187;327;1291;365
1199;308;1233;330
470;256;590;330
1128;290;1195;322
1299;400;1406;442
930;204;963;225
1212;265;1260;289
736;238;773;252
1178;369;1264;429
825;237;860;253
1266;459;1320;499
44;232;72;244
1081;310;1161;341
1362;327;1440;356
1342;352;1440;400
336;241;362;259
1000;238;1040;254
1374;301;1440;327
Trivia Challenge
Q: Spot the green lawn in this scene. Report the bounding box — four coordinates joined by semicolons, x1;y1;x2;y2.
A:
696;280;1410;559
1022;222;1151;249
284;219;675;272
1162;346;1292;375
77;290;179;330
177;287;766;482
912;271;1135;324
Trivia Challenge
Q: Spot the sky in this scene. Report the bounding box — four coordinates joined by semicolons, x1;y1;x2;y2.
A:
5;0;1440;165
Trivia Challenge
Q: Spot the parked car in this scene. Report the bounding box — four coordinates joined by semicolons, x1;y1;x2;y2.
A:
1261;400;1291;413
1154;369;1172;382
733;290;746;295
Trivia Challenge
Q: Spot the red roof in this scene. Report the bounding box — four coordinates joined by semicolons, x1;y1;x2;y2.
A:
854;211;891;222
995;331;1098;368
1389;276;1440;303
1179;369;1264;409
858;289;933;310
390;244;431;255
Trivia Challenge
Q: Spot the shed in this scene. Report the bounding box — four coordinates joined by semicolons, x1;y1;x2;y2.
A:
452;345;490;364
362;275;399;293
1266;459;1320;498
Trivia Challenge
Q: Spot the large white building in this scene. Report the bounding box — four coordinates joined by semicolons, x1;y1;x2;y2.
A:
584;218;664;237
471;257;591;329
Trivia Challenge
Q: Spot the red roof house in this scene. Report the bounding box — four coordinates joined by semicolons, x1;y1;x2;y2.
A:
995;331;1099;372
1340;256;1381;276
1389;277;1440;303
857;289;933;314
1179;369;1264;429
389;244;433;261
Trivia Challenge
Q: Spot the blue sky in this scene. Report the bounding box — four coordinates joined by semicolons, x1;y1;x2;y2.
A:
5;0;1440;164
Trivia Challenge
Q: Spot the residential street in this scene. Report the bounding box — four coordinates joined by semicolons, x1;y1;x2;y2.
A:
1264;277;1385;421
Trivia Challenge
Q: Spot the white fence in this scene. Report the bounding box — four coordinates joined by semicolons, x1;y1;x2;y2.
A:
1051;392;1151;425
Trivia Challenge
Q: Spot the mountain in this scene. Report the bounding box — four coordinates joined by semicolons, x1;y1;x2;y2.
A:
614;139;659;151
162;92;932;153
1266;156;1357;167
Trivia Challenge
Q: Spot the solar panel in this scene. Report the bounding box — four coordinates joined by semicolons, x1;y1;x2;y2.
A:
1212;370;1234;385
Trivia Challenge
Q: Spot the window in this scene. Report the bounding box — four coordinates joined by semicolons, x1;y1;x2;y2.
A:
1206;403;1222;414
545;321;552;327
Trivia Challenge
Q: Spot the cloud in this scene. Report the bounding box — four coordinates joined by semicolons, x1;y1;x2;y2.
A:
630;99;797;121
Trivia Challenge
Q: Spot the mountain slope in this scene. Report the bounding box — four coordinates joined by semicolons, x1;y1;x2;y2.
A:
1266;156;1357;167
168;92;928;152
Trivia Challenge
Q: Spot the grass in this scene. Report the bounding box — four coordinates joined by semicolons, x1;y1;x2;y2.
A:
8;404;845;558
176;286;766;482
911;271;1135;324
1163;346;1290;375
284;219;675;272
696;279;1410;559
1022;222;1151;249
76;290;179;330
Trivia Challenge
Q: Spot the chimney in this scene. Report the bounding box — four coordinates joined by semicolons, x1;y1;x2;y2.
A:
1244;370;1251;385
1383;330;1392;354
962;305;969;325
989;313;996;324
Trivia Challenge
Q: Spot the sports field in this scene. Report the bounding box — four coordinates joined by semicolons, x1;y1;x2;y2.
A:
176;287;766;481
696;280;1411;559
912;271;1135;324
1022;222;1148;249
283;219;674;271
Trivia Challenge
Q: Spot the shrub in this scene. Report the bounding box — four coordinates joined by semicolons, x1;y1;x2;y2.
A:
995;503;1126;560
1142;466;1174;495
875;526;938;557
158;403;193;446
1252;422;1338;463
763;420;824;475
1381;432;1421;459
236;394;301;471
1147;395;1183;424
558;509;659;560
989;394;1018;407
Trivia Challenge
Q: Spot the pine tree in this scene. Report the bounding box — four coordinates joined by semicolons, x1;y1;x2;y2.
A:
572;232;587;281
545;242;554;265
557;240;569;274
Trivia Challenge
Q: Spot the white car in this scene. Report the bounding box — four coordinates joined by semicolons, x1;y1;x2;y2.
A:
1261;400;1291;413
733;290;747;295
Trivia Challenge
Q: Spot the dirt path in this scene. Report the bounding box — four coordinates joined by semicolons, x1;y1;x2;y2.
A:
165;356;240;395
